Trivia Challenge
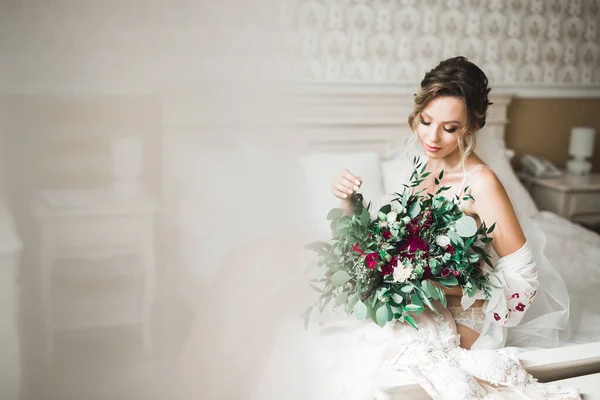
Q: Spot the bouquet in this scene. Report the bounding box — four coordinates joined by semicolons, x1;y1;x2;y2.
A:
304;158;495;329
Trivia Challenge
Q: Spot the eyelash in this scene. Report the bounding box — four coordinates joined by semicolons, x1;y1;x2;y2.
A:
420;118;457;133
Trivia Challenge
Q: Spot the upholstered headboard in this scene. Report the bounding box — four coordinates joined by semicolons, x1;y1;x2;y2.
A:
161;90;516;282
294;88;513;156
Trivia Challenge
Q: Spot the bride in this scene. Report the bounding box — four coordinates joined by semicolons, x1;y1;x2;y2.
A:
173;57;577;400
256;57;577;399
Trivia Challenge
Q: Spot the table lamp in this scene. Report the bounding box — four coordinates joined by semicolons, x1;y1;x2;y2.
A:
566;127;595;175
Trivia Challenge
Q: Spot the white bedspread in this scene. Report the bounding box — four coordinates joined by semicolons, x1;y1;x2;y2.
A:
532;212;600;346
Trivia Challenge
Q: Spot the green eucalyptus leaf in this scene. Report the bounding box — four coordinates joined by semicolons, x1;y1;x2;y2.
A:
379;204;392;214
411;293;423;308
345;293;359;313
391;293;404;304
447;230;464;246
438;290;447;308
401;285;414;293
408;201;421;218
421;280;438;299
436;276;459;287
353;300;368;320
360;209;370;226
404;315;419;330
327;208;344;221
335;291;349;306
455;216;478;237
375;304;391;327
330;270;351;286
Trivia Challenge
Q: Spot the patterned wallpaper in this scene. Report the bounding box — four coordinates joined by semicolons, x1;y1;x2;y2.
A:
279;0;600;87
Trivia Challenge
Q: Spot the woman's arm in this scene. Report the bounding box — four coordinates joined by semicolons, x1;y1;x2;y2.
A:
469;168;527;257
436;168;527;298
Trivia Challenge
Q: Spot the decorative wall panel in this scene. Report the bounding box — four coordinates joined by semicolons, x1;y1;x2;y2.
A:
279;0;600;90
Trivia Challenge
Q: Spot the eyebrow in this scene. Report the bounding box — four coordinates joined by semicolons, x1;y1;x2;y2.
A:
421;111;462;125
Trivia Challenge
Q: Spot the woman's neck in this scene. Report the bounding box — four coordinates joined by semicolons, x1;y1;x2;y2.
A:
426;150;462;175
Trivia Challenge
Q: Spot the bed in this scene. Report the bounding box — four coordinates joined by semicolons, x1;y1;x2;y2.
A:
164;88;600;398
294;88;600;398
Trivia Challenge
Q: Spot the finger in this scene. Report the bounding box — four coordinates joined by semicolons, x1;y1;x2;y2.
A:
337;176;359;193
342;170;362;186
333;181;354;195
332;188;349;199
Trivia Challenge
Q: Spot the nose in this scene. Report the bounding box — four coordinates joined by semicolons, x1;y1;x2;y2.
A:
427;125;441;143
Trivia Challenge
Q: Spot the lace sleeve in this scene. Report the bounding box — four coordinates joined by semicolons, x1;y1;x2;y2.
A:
476;242;539;327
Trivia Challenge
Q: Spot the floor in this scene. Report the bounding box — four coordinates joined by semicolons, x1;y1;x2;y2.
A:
17;254;194;400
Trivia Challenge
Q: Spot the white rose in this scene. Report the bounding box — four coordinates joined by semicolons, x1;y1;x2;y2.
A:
379;220;388;228
386;211;398;223
436;235;451;247
393;262;414;283
402;216;411;224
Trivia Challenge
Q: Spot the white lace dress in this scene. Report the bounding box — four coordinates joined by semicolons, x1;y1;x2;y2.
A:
254;164;577;399
254;303;580;400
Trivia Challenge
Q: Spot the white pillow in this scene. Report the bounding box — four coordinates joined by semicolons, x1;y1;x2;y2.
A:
297;152;385;237
381;150;419;195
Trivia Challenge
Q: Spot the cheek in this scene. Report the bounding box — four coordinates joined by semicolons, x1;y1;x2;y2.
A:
416;125;429;140
443;134;460;147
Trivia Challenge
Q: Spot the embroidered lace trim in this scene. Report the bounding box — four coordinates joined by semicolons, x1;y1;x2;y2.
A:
447;306;485;334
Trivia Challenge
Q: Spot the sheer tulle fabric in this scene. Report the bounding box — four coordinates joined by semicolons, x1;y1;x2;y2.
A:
474;135;571;348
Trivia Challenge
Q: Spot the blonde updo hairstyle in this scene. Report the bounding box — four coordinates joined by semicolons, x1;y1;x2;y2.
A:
407;56;492;171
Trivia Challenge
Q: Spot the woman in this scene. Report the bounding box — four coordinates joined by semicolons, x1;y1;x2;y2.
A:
306;56;579;399
333;56;541;350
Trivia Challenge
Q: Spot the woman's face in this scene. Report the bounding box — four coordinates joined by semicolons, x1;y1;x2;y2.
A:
416;96;467;161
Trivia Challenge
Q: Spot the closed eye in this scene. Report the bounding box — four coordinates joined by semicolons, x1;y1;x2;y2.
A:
443;126;458;133
419;117;431;126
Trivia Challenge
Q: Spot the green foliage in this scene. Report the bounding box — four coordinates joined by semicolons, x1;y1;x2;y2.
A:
304;157;494;330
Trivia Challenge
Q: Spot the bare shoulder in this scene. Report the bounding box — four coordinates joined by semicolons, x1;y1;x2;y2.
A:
467;164;526;255
469;166;507;199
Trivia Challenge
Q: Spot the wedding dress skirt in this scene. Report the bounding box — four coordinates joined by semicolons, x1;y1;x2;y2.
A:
255;303;581;400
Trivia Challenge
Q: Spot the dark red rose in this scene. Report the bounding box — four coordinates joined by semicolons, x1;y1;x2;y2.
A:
511;293;519;299
382;230;392;240
440;268;451;277
494;313;501;321
445;244;455;255
453;270;460;277
407;222;420;235
381;263;394;276
515;303;526;312
398;236;429;254
422;266;433;280
365;252;380;269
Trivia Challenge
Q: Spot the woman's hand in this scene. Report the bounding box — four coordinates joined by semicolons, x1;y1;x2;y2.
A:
331;169;362;200
332;169;363;215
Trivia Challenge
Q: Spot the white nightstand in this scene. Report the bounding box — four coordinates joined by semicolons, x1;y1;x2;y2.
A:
31;189;158;358
518;172;600;227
